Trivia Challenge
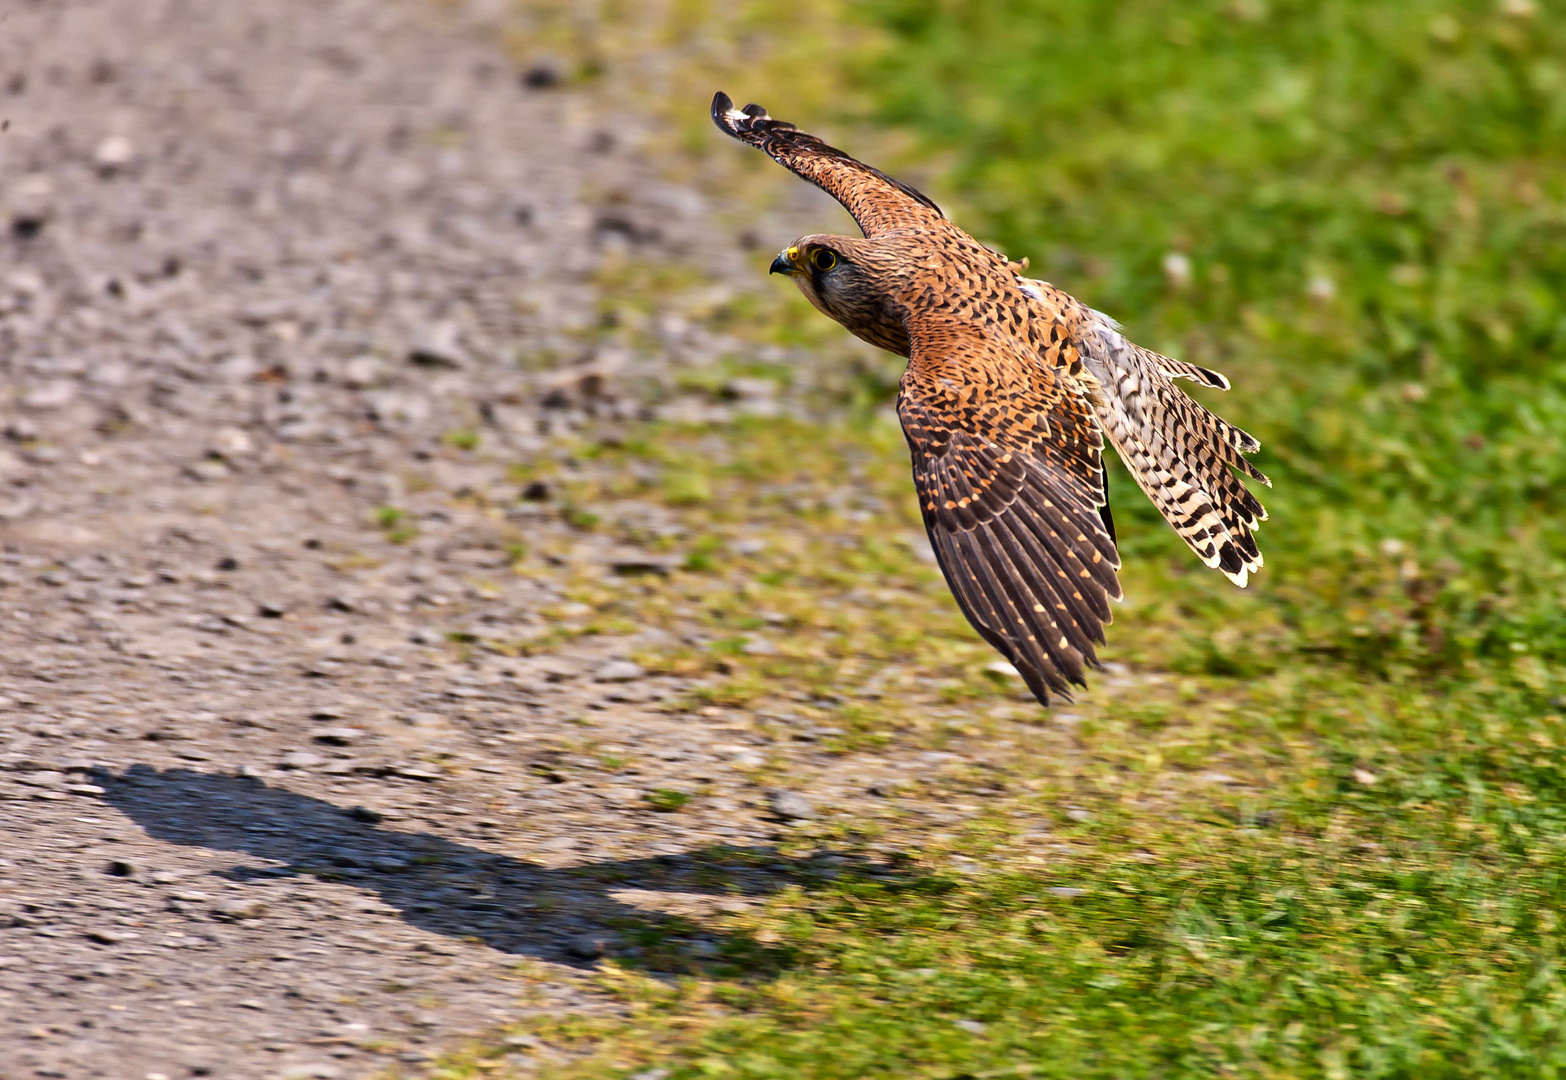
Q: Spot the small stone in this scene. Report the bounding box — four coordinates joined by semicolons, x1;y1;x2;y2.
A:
212;897;266;921
984;659;1020;679
185;459;230;482
10;173;54;236
608;551;676;576
1047;887;1087;898
347;805;382;824
341;355;384;388
1065;808;1092;822
592;659;644;683
725;377;778;401
741;637;778;656
630;1070;671;1080
521;58;565;89
369;857;409;873
22;380;76;411
955;1019;987;1035
281;1067;339;1080
768;790;815;821
408;321;467;368
395;765;442;782
867;778;908;796
279;751;324;769
94;134;136;173
1353;768;1378;786
85;927;123;945
209;427;253;457
312;727;363;746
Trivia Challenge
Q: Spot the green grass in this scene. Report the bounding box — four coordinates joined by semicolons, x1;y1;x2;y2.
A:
417;2;1566;1077
644;789;696;813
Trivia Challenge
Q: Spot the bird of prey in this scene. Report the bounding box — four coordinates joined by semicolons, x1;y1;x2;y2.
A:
711;92;1269;706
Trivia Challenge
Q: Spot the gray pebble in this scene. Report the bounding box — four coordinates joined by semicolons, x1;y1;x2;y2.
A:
312;727;363;746
408;322;468;368
592;659;644;683
768;791;815;821
22;381;76;411
608;551;676;576
94;134;136;172
211;897;266;921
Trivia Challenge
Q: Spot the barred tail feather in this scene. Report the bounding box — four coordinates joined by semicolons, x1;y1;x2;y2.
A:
1078;314;1269;587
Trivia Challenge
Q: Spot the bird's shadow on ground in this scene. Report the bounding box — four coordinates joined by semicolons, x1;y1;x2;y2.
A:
95;765;893;974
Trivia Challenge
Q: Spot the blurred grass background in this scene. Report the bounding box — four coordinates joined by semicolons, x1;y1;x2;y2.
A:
434;1;1566;1077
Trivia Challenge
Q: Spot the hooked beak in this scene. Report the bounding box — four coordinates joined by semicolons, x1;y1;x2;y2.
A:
769;246;800;276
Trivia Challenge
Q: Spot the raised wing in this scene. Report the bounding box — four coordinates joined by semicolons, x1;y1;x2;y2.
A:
900;316;1121;705
711;91;944;238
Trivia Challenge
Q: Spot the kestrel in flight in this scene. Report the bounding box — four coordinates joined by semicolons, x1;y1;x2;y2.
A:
711;92;1269;706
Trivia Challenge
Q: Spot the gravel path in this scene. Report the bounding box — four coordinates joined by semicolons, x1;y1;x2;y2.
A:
0;1;872;1076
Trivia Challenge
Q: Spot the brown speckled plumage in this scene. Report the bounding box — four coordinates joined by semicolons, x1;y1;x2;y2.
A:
712;92;1270;705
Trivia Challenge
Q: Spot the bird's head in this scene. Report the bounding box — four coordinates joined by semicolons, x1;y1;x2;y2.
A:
768;235;911;357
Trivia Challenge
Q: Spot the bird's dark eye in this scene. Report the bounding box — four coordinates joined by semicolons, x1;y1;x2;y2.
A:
810;248;838;272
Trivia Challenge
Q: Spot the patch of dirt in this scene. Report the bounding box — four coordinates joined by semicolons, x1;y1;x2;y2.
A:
0;1;1083;1077
0;1;799;1076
